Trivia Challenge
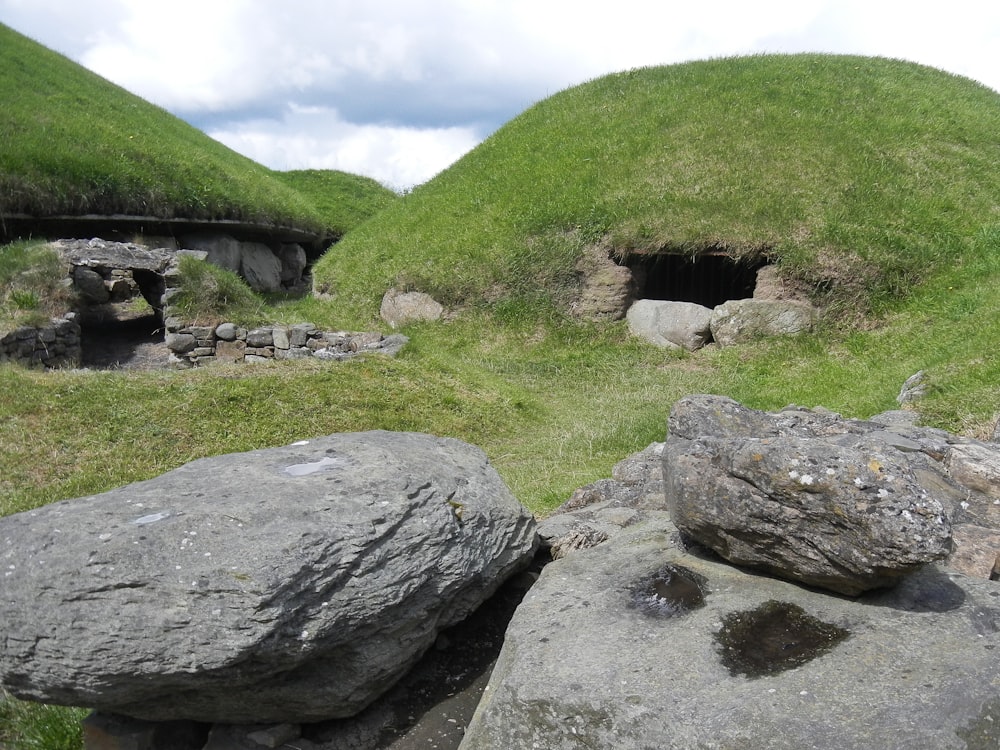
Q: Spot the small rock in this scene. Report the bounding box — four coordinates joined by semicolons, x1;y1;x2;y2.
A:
379;288;443;328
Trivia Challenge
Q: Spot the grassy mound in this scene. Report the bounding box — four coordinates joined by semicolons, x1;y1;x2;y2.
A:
312;54;1000;326
274;170;399;239
0;24;325;233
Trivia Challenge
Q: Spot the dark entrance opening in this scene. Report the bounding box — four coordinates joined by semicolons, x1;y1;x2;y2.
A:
622;251;768;308
79;306;166;370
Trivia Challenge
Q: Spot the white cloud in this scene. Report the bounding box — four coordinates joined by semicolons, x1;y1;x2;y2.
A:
209;105;480;190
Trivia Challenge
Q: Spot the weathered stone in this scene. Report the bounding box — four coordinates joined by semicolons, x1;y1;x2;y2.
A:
752;264;811;301
664;395;952;595
462;517;1000;750
0;432;537;723
214;323;238;341
538;443;667;554
573;244;636;320
313;348;349;361
626;299;713;350
245;328;273;347
897;370;928;405
73;266;110;304
53;239;176;275
214;340;246;363
163;316;184;334
239;243;282;293
949;524;1000;578
278;243;307;285
349;331;383;351
379;289;444;328
271;327;289;350
274;347;312;361
180;234;242;274
288;323;315;348
187;326;214;340
164;333;196;354
710;298;814;346
946;442;1000;498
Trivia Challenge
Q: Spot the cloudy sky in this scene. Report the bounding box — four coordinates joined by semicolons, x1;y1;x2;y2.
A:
2;1;999;190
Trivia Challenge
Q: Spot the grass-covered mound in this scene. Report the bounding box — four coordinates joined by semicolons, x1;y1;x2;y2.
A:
274;170;399;238
0;24;325;233
312;54;1000;326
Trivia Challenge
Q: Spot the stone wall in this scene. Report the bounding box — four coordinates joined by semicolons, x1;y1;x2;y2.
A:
0;314;81;368
163;319;408;368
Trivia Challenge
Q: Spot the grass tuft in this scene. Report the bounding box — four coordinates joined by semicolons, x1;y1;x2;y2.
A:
168;255;264;326
0;241;74;330
0;692;87;750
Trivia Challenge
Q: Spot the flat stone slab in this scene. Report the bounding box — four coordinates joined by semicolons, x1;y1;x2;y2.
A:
462;517;1000;750
0;431;537;723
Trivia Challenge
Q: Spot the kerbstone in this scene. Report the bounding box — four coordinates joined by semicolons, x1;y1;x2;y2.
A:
0;432;537;723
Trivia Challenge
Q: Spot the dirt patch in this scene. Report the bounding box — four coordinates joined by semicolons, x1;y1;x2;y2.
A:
78;305;168;370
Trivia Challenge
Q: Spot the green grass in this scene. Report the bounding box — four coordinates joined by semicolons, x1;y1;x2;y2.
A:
273;170;399;239
0;24;327;233
312;55;1000;327
167;254;266;326
0;692;86;750
0;240;74;330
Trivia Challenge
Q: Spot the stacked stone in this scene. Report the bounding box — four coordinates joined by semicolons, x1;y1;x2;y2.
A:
0;314;81;368
162;319;407;368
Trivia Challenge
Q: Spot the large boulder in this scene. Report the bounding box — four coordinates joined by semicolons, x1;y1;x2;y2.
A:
179;233;242;273
710;298;814;345
664;395;953;594
239;242;283;293
278;242;308;286
626;299;713;351
462;517;1000;750
0;432;537;724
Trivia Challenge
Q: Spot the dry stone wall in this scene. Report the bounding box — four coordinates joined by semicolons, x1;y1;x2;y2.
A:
162;318;407;368
0;238;408;370
0;314;81;368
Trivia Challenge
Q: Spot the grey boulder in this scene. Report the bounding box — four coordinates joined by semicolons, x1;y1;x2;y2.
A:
626;299;713;351
710;297;814;345
664;395;953;594
239;242;283;293
462;517;1000;750
0;431;537;723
